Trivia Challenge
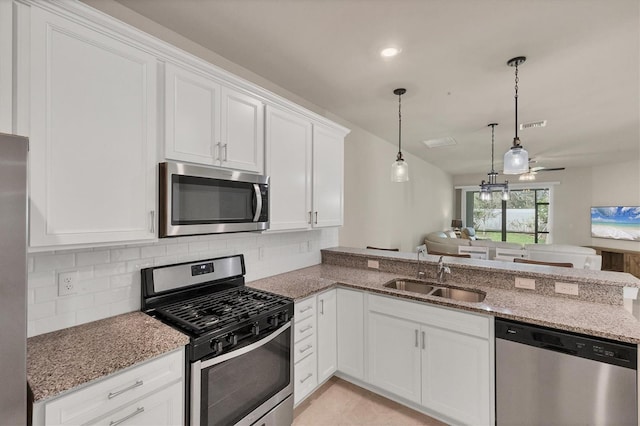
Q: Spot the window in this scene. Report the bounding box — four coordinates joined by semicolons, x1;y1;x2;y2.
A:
462;186;552;244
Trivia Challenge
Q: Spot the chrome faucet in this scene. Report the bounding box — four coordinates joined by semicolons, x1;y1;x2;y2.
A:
437;256;451;283
416;245;427;279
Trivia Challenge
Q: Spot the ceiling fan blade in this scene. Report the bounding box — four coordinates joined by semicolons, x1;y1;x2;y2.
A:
536;167;566;172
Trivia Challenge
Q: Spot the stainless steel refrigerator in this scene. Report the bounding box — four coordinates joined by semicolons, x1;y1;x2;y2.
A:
0;133;28;424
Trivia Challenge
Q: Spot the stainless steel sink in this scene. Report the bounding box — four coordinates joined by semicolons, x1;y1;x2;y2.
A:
384;279;435;294
429;287;486;303
383;279;486;302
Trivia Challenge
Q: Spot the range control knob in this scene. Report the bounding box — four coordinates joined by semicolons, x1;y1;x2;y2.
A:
268;315;279;328
227;333;238;346
279;311;289;323
251;322;260;336
211;339;223;354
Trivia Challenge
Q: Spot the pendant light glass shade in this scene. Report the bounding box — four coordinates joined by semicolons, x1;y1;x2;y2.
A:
391;156;409;182
503;142;529;174
391;88;409;182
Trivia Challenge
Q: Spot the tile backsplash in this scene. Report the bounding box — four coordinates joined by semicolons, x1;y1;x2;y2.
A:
27;228;338;337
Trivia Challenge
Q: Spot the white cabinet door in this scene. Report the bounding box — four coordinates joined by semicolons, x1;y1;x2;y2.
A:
421;326;491;425
336;288;364;380
220;86;264;173
367;312;421;403
28;6;157;247
164;62;221;165
312;125;344;227
316;289;337;383
88;381;183;426
265;106;312;231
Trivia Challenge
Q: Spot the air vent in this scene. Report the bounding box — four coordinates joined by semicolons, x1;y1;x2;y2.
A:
520;120;547;130
422;136;457;148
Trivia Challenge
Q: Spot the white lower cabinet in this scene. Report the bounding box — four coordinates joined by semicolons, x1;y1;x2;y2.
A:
293;288;337;405
34;349;184;426
316;289;337;383
336;288;364;380
366;293;493;426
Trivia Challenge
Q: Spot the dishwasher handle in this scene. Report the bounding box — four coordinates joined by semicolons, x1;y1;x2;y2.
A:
539;344;578;356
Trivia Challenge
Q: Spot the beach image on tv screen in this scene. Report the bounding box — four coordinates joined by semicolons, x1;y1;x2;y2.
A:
591;206;640;241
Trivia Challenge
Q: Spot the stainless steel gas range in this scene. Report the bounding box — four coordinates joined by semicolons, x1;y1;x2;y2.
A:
142;255;294;426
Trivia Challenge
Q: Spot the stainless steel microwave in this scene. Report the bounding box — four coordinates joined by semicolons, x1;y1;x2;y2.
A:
159;162;269;237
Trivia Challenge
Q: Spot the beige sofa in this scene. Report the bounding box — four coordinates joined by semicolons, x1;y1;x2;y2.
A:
424;230;522;257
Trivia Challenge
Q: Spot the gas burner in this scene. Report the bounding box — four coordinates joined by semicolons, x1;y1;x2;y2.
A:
201;315;220;326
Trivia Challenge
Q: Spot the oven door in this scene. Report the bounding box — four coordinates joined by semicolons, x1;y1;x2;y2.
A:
191;322;293;426
160;162;269;237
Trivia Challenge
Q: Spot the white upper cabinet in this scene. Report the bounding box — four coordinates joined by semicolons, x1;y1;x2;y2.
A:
164;62;221;165
266;106;346;231
265;105;312;231
220;86;264;173
164;62;264;173
28;6;158;247
312;125;344;228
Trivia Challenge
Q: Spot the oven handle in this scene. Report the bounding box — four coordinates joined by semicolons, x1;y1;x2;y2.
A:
199;321;291;370
252;183;262;222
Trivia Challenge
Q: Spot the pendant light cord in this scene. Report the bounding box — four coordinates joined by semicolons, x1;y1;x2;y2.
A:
397;92;402;158
490;124;495;173
514;63;519;140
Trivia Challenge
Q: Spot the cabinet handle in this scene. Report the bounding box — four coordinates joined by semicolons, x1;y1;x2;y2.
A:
216;142;221;161
149;211;155;233
223;143;228;161
308;211;312;224
422;331;426;349
415;329;418;347
299;325;312;333
299;306;312;313
300;373;313;383
107;380;143;399
320;299;324;315
109;407;144;426
314;211;318;224
299;344;312;353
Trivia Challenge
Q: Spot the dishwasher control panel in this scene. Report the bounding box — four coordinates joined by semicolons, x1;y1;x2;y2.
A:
495;318;637;369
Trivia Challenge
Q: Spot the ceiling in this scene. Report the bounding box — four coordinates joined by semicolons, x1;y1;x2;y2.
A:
113;0;639;176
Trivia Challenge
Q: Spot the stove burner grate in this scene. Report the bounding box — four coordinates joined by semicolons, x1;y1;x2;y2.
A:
154;287;289;335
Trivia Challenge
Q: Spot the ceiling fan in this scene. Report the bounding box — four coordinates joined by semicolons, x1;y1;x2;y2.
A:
519;160;565;181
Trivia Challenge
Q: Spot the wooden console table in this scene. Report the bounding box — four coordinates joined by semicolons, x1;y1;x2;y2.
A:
590;246;640;279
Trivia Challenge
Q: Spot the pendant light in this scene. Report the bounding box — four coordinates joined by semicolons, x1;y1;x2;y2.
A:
390;88;409;182
479;123;510;201
503;56;529;174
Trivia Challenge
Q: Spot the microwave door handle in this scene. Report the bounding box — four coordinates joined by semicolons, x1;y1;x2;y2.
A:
253;184;262;222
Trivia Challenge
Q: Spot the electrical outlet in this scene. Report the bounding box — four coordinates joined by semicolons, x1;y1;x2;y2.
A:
555;282;579;296
58;271;79;296
367;260;379;269
416;244;427;254
515;277;536;290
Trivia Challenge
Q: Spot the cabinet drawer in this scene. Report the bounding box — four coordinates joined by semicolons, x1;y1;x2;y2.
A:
86;380;183;426
294;334;315;364
294;315;315;343
294;352;317;404
294;297;316;323
45;349;183;425
368;293;489;339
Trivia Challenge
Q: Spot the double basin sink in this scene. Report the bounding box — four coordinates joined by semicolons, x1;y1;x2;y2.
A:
384;278;486;303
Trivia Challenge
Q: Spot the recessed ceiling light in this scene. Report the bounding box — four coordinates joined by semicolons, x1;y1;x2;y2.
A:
380;47;401;58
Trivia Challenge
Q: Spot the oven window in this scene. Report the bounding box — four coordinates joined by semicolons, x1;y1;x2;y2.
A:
200;328;291;426
172;175;254;224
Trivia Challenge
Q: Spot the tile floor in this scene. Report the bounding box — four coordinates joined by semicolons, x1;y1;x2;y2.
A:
293;377;448;426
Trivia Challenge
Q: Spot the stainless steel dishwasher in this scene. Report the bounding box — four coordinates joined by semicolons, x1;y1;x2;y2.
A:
496;318;637;425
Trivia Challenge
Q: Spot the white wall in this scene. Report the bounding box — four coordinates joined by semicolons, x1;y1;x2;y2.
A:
338;124;453;252
27;229;338;337
590;159;640;251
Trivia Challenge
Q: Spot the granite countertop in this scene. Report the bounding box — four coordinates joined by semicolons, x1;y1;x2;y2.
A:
248;263;640;344
27;311;189;402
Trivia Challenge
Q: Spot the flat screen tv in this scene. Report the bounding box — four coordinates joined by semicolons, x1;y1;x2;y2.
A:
591;206;640;241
